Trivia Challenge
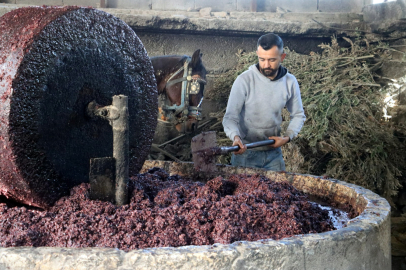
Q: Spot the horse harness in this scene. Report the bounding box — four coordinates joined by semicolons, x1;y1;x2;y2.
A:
161;58;206;126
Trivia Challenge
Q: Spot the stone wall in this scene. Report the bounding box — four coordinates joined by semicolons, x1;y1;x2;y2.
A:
1;0;373;13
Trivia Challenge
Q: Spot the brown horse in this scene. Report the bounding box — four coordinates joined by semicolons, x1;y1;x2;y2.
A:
150;49;207;135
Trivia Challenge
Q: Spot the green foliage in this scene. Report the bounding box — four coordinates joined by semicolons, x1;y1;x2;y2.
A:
210;37;406;202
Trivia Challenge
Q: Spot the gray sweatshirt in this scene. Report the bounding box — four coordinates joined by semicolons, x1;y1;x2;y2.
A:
222;64;306;148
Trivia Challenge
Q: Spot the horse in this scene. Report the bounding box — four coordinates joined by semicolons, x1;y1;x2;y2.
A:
150;49;207;140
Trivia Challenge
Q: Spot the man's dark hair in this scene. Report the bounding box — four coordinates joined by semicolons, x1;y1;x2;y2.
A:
257;33;284;52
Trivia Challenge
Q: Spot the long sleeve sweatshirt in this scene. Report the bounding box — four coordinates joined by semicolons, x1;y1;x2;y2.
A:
222;64;306;149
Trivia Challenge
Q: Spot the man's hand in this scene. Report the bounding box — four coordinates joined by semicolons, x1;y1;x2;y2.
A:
268;136;290;148
233;135;247;155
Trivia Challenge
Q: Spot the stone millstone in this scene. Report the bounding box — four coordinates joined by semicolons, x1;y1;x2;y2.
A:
0;6;158;209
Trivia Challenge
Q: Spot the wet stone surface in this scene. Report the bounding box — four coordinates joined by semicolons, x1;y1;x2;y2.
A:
0;7;157;208
0;168;336;251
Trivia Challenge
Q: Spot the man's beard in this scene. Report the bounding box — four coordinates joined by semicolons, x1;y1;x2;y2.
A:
260;67;278;77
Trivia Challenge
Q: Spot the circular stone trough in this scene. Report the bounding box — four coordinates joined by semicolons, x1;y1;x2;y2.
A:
0;160;390;270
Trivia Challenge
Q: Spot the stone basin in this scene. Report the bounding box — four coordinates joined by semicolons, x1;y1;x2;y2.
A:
0;160;391;270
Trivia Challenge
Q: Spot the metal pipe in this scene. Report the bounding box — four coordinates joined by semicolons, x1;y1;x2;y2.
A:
219;139;275;155
87;95;129;206
111;95;129;206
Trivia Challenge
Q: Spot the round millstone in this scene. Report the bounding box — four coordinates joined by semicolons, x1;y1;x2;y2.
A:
0;6;158;208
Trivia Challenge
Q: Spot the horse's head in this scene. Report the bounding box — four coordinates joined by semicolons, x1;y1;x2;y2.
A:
153;49;207;134
179;49;207;133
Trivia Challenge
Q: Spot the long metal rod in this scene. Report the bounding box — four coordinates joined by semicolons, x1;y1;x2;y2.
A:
112;95;129;206
151;144;182;163
158;118;215;148
220;139;275;154
87;95;129;206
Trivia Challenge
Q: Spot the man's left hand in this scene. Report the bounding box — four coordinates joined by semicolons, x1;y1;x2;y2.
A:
268;136;290;148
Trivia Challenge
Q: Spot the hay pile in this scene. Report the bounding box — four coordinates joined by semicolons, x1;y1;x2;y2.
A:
207;37;406;202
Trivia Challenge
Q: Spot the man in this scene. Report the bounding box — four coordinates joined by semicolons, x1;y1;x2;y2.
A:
222;33;306;171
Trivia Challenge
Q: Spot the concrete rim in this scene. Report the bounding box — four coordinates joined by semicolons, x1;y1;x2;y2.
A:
0;160;391;270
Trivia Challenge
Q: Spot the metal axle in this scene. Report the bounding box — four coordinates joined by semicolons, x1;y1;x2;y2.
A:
87;95;129;206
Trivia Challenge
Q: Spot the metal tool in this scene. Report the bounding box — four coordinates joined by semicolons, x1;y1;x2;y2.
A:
191;131;275;172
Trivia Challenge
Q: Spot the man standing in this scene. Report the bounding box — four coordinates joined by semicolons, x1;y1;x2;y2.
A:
222;33;306;171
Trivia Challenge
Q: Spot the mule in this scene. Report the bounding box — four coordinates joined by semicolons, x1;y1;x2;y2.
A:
150;49;207;136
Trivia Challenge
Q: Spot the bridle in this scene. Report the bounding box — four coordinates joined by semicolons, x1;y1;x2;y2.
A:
161;58;206;126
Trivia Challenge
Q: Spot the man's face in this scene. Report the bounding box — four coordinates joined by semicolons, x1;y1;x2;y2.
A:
256;45;286;79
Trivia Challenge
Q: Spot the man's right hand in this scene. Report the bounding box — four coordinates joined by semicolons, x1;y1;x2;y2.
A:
233;135;247;155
